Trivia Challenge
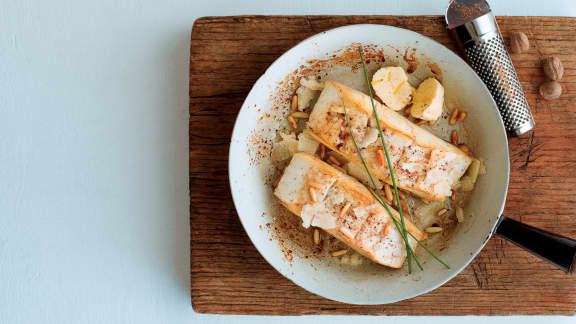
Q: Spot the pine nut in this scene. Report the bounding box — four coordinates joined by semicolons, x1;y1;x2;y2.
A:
377;150;385;167
331;249;348;257
457;111;467;121
384;184;394;203
291;111;309;119
437;208;447;216
400;200;407;212
291;95;298;111
339;202;352;218
287;116;298;129
398;190;406;200
425;227;443;233
456;207;464;223
449;108;459;125
309;188;317;202
451;130;458;145
328;156;341;166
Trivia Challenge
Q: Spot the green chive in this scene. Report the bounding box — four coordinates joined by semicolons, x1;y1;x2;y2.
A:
357;47;414;270
342;104;420;272
342;47;449;270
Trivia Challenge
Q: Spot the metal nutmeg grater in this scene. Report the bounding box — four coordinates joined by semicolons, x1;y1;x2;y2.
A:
446;0;535;136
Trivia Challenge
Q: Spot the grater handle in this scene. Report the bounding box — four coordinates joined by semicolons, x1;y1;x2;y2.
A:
449;12;535;136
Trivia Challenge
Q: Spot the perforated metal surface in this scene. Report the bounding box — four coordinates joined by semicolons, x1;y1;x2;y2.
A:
465;34;535;135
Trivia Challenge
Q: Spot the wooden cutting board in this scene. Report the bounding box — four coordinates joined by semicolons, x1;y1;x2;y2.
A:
190;15;576;315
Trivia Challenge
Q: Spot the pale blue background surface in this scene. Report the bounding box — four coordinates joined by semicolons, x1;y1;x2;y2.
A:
1;0;575;323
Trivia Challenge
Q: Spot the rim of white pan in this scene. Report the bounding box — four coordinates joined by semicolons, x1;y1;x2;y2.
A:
227;24;509;304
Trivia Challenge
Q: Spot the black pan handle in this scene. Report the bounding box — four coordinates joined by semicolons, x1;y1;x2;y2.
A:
495;216;576;275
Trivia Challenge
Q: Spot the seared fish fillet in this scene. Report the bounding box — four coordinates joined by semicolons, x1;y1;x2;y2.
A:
307;80;473;202
274;152;425;268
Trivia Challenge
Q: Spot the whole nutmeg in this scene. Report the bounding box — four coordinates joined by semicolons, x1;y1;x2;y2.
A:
539;81;562;100
542;56;564;80
510;32;529;53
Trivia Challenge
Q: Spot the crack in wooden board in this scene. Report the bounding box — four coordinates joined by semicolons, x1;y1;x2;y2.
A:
190;15;576;315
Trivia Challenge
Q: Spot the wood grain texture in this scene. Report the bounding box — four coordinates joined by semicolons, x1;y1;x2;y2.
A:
190;15;576;315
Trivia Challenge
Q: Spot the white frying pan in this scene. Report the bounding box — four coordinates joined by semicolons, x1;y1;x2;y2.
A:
228;24;576;305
